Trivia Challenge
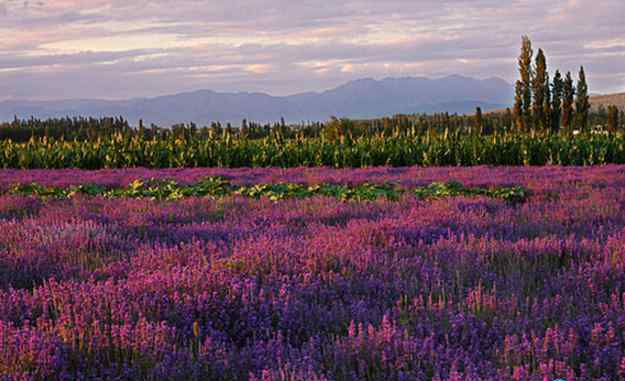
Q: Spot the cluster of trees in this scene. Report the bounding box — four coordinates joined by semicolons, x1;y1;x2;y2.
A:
0;116;130;142
512;36;590;133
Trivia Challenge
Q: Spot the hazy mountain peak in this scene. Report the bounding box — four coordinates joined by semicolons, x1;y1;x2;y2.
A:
441;74;470;80
0;75;514;125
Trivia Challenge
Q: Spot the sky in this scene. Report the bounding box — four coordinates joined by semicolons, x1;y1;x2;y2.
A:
0;0;624;100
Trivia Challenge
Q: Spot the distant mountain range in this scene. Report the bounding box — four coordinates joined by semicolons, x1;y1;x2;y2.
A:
0;75;514;125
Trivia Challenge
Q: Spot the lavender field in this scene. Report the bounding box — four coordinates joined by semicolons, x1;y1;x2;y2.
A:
2;166;625;380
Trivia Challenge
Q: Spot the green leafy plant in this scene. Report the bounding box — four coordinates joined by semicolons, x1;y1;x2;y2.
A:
413;181;529;203
3;178;529;204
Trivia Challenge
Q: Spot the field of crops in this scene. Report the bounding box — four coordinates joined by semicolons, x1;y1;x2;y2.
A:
4;130;625;169
0;165;625;380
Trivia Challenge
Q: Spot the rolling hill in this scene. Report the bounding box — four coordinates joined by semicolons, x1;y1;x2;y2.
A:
0;75;512;125
591;93;625;111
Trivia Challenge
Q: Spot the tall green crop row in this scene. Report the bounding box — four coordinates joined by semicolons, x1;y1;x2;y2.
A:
2;132;625;168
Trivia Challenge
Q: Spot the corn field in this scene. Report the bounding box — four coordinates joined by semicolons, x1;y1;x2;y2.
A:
1;130;625;168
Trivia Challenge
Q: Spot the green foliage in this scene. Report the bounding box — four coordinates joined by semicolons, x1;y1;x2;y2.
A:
317;183;401;202
514;81;524;132
412;181;528;203
4;178;529;203
551;70;563;133
413;181;466;198
562;72;575;132
532;49;548;129
519;36;534;129
9;183;61;197
4;130;625;169
102;178;232;200
576;66;590;132
607;105;620;133
0;116;130;142
235;183;313;201
487;186;528;204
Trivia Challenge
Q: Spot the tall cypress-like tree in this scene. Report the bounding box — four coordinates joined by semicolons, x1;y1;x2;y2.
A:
532;48;547;129
551;70;563;132
543;72;552;130
561;72;575;132
519;36;534;130
575;66;590;132
621;110;625;131
607;105;619;132
505;108;513;132
475;107;483;132
513;80;525;131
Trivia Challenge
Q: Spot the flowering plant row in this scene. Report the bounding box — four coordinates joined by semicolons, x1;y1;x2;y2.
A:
6;177;529;203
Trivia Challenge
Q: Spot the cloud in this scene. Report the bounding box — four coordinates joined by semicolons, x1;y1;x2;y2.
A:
0;0;623;99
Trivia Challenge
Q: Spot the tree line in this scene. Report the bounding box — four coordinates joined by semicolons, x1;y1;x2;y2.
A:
1;108;623;144
510;36;622;133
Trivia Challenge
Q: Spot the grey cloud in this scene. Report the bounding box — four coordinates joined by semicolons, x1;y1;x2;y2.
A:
0;49;164;70
0;0;623;99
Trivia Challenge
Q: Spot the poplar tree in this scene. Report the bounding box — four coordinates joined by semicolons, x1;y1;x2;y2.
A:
513;80;525;131
519;36;534;129
505;108;513;132
551;70;563;132
607;105;620;133
543;72;552;130
532;48;547;129
575;66;590;132
475;107;483;133
561;72;575;132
